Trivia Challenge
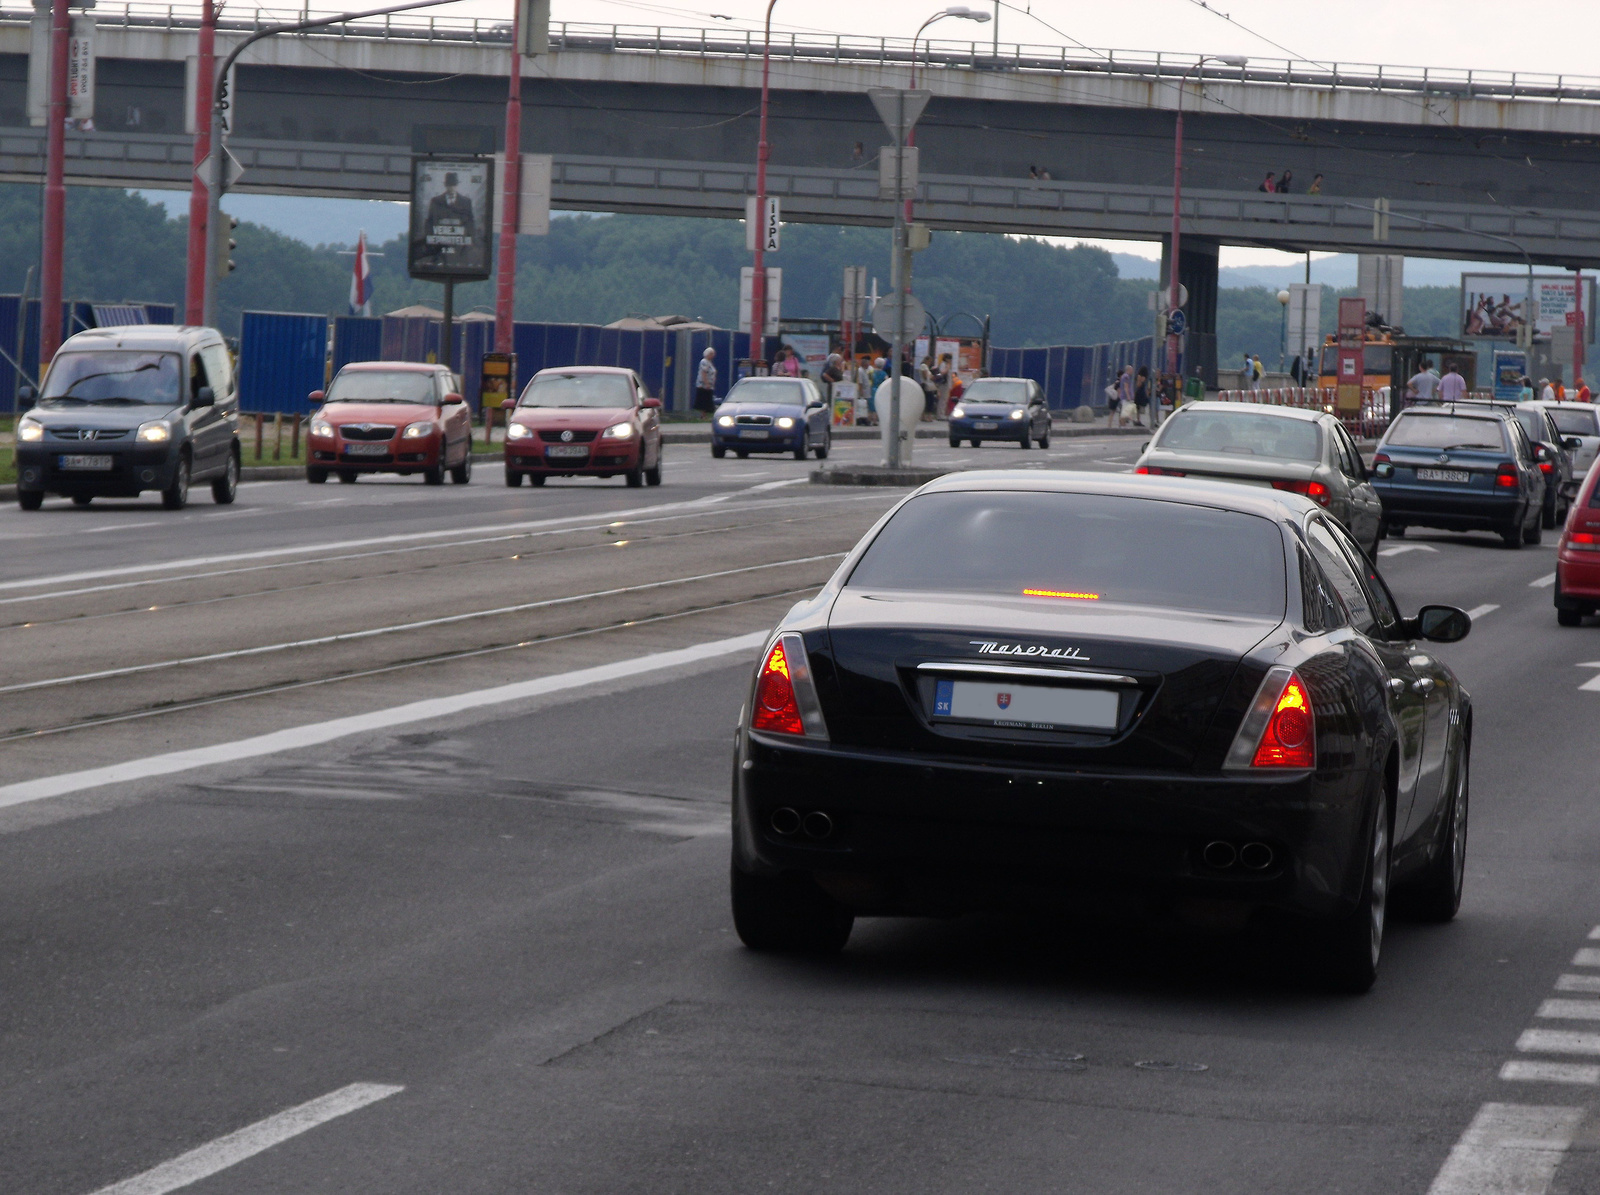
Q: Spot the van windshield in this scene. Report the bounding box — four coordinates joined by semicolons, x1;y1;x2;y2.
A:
39;351;182;407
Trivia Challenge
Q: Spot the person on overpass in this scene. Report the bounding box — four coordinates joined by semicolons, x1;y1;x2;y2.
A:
1438;362;1468;402
1258;172;1276;193
1278;170;1294;194
1308;174;1324;194
695;347;717;412
1407;359;1439;403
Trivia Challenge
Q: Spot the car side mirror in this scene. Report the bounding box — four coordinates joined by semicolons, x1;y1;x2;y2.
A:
1414;604;1472;643
641;397;662;409
445;392;463;405
1373;461;1394;478
1566;436;1584;450
192;385;215;409
17;383;34;403
309;389;325;404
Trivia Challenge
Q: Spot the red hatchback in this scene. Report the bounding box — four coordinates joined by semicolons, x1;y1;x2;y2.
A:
504;366;663;487
307;362;474;485
1556;463;1600;625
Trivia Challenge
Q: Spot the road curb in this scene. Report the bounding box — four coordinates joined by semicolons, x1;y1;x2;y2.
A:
810;465;958;487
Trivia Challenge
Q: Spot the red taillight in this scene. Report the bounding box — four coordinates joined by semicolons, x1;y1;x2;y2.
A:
1136;465;1186;476
1569;531;1600;551
1539;461;1554;473
1252;673;1316;769
751;641;805;735
1496;464;1518;488
1270;478;1332;506
1373;452;1390;465
1134;465;1149;474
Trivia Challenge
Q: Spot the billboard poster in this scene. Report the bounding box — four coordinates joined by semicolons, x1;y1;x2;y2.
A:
782;334;830;377
1460;274;1597;342
409;157;493;280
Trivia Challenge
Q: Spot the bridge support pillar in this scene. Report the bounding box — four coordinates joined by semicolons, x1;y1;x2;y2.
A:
1161;234;1219;388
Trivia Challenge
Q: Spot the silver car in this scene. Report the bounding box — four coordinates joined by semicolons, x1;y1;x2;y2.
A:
1135;401;1384;555
1530;400;1600;485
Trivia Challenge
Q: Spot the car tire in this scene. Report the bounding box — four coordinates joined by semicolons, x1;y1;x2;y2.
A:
1020;430;1031;449
1039;427;1051;448
307;467;328;484
814;437;828;460
712;444;726;459
949;438;960;449
1543;492;1559;530
736;450;749;459
212;451;239;504
970;439;981;449
161;455;190;511
730;865;853;955
625;462;644;487
505;469;523;487
1524;512;1543;545
1316;785;1391;994
1404;735;1469;923
793;433;809;461
1501;522;1523;549
71;494;93;507
338;470;358;485
1558;607;1583;627
529;474;546;487
423;465;444;485
18;491;43;511
645;451;663;486
450;444;472;485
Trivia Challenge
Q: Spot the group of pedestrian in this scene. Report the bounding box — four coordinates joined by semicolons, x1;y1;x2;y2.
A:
1257;171;1323;194
1404;359;1466;402
1517;376;1593;403
1243;353;1265;390
1104;364;1151;426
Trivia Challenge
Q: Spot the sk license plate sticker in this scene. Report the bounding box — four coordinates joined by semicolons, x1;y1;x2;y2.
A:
933;679;1119;731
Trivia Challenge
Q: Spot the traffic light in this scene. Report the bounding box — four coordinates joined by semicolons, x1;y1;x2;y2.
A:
215;214;238;279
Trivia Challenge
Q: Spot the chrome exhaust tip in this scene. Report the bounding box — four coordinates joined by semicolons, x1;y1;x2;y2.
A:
1201;841;1237;870
770;807;801;836
1239;842;1275;871
802;811;834;840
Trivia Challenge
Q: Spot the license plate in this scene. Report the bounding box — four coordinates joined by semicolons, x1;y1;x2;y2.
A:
738;428;769;439
932;679;1119;731
545;444;589;459
58;454;113;471
1417;468;1470;483
973;421;999;430
343;442;390;456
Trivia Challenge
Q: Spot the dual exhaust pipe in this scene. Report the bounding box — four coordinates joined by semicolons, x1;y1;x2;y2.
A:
1202;840;1275;871
770;807;834;841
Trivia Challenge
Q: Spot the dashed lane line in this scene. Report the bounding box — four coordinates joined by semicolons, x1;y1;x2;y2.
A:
1499;1061;1600;1086
1578;663;1600;693
85;1083;403;1195
1532;573;1558;588
1465;604;1501;620
1378;543;1440;557
1516;1029;1600;1055
1424;1104;1585;1195
0;629;768;807
1537;999;1600;1020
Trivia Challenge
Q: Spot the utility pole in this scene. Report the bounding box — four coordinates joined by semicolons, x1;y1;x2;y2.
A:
183;0;216;324
887;90;907;469
494;0;521;354
750;0;778;368
39;0;69;367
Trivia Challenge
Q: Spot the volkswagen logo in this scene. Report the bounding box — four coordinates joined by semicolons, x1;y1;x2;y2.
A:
1437;453;1450;464
560;429;574;442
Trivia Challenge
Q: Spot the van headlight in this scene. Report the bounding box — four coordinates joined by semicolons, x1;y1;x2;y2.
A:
402;420;436;439
601;422;635;440
16;417;43;442
136;421;171;443
506;422;532;440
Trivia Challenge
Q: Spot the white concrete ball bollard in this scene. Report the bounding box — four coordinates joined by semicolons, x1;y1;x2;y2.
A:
873;375;923;466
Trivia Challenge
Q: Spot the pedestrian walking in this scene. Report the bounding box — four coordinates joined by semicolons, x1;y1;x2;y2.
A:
1258;172;1277;193
1556;379;1568;400
1578;378;1593;403
1277;170;1294;194
1251;354;1265;391
917;356;937;420
694;347;717;412
870;357;888;393
1134;365;1151;426
1407;359;1439;403
1116;365;1137;425
1438;362;1467;402
934;352;953;413
1541;377;1557;402
773;346;800;377
1518;375;1534;402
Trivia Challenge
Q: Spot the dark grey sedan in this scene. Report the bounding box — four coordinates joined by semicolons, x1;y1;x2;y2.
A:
1135;401;1384;555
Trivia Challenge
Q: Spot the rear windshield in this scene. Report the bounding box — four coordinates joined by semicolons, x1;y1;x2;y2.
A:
39;351;182;407
1157;409;1321;462
521;373;633;409
1385;413;1506;451
725;378;806;405
961;380;1030;405
1551;408;1600;437
846;490;1287;618
327;370;437;404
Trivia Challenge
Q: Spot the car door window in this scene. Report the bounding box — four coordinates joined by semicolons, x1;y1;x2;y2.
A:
1306;520;1377;636
1299;547;1345;633
1334;426;1364;479
200;343;233;405
189;353;212;405
1326;520;1403;636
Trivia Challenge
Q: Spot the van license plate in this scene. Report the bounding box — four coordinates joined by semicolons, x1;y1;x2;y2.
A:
58;454;113;471
1417;468;1470;483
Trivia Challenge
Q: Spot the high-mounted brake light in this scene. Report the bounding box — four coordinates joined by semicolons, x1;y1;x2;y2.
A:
750;633;829;739
1135;465;1186;477
1271;479;1331;506
1023;589;1101;600
1223;667;1315;771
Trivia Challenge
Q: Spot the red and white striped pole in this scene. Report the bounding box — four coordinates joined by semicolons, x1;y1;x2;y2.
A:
494;4;521;355
39;0;70;365
183;0;215;326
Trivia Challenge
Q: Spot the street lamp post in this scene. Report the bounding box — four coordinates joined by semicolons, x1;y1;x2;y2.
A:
1166;54;1246;412
38;0;69;368
203;0;465;328
495;0;522;356
1277;288;1290;373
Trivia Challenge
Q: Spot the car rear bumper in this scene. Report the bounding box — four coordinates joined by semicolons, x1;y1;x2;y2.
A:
15;443;181;496
1372;483;1526;530
1558;552;1600;604
732;731;1374;922
505;440;642;474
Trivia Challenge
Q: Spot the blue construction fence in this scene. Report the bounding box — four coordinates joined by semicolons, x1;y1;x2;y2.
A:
990;335;1157;410
0;297;177;399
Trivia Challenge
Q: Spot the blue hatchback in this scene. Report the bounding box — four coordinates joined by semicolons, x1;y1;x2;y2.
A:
712;376;832;460
947;377;1052;448
1371;405;1545;549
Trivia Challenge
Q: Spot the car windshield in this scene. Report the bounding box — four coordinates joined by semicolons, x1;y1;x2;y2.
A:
961;380;1030;405
1551;408;1600;437
38;351;182;407
1156;410;1321;461
847;490;1287;618
1386;413;1506;451
725;378;807;405
326;371;439;403
520;373;633;409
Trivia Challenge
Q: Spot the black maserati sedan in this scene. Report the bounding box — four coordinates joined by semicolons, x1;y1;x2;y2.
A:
731;471;1474;992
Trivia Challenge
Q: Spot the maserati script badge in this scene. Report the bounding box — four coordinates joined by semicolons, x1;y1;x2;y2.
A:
969;640;1090;662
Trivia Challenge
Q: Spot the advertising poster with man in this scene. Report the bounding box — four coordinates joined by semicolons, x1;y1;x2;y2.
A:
409;157;493;279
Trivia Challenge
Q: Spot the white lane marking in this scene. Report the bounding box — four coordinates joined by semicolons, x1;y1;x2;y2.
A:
746;478;807;492
1378;543;1440;557
1518;1029;1600;1054
1591;926;1600;939
0;630;768;807
1499;1061;1600;1085
86;1082;403;1195
1425;1103;1584;1195
1575;947;1600;967
1558;974;1600;993
1531;573;1558;588
1537;999;1600;1021
1465;604;1501;620
0;553;841;696
78;520;168;535
1578;664;1600;694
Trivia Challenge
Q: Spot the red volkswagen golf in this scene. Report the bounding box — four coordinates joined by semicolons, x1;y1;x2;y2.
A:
306;362;474;485
503;366;663;487
1556;463;1600;626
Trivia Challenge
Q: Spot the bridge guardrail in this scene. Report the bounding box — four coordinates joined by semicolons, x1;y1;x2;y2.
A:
1212;386;1391;441
6;7;1599;106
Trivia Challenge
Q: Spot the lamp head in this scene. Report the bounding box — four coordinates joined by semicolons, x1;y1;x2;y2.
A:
1213;54;1248;67
940;5;992;18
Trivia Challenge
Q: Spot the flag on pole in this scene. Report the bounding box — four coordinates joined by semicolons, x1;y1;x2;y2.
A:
349;229;372;316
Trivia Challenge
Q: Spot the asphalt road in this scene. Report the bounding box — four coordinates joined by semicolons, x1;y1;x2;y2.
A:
2;432;1598;1195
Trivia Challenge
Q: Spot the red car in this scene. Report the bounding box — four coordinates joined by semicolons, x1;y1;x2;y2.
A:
1556;462;1600;625
504;366;663;487
307;362;474;485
